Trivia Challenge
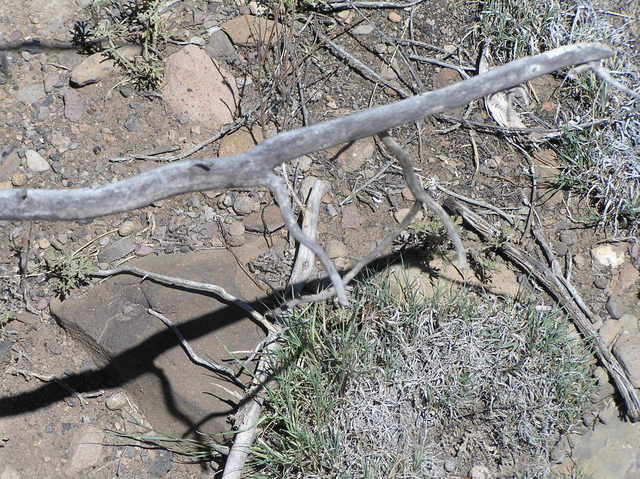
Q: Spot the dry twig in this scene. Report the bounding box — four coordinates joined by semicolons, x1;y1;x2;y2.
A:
378;132;468;270
147;309;240;382
92;266;276;333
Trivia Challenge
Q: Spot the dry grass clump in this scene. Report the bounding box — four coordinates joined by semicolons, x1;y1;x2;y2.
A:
72;0;168;90
250;273;595;478
480;0;639;233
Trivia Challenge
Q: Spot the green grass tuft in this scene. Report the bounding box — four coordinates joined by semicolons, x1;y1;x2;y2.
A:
479;0;640;233
250;273;596;478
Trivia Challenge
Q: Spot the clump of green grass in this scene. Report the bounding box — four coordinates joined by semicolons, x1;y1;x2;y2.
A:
250;274;596;478
479;0;640;233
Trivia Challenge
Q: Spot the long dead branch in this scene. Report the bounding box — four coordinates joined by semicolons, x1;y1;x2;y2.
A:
0;43;612;221
0;43;614;309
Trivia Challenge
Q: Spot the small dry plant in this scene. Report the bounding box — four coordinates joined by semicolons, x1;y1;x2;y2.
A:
72;0;169;89
479;0;640;232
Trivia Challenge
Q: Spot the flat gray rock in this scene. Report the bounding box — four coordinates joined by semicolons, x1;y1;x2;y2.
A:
51;251;267;439
568;403;640;479
15;82;46;105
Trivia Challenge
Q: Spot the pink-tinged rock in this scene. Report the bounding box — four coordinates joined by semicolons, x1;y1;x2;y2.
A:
70;45;141;87
135;244;154;257
221;15;282;47
218;126;264;157
163;45;238;127
63;88;85;122
341;204;363;229
67;426;105;475
327;137;375;173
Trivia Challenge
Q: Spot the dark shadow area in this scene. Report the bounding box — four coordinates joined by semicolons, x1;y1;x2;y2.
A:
0;245;513;438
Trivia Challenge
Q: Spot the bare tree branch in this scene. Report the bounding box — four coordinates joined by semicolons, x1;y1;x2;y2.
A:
0;43;613;222
377;132;468;270
267;174;347;305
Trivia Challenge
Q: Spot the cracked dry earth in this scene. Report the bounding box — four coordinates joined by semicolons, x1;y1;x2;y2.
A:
1;0;640;478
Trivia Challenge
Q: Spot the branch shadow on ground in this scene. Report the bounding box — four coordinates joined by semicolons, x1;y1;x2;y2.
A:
0;247;513;439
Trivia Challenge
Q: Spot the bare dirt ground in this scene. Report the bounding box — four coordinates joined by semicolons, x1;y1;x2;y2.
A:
1;0;639;477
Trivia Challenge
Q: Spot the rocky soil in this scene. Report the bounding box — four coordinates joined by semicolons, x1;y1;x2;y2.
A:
0;0;639;478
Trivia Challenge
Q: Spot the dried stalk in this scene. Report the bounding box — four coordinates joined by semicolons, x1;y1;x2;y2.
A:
221;181;329;478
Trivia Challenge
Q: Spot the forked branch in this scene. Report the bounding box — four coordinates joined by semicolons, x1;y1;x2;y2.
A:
0;43;613;221
0;43;614;304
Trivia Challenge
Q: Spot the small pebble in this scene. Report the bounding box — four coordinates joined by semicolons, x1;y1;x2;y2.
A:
388;11;402;23
37;238;51;249
486;156;501;168
226;233;246;247
135;244;154;257
351;23;375;35
227;220;245;237
118;220;138;237
123;115;137;132
542;102;555;112
294;156;313;172
573;254;586;268
337;10;354;22
593;277;609;290
443;44;457;54
606;295;625;319
221;193;235;208
394;207;423;224
25;149;50;172
401;186;414;201
444;458;456;472
233;195;259;215
105;392;128;411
